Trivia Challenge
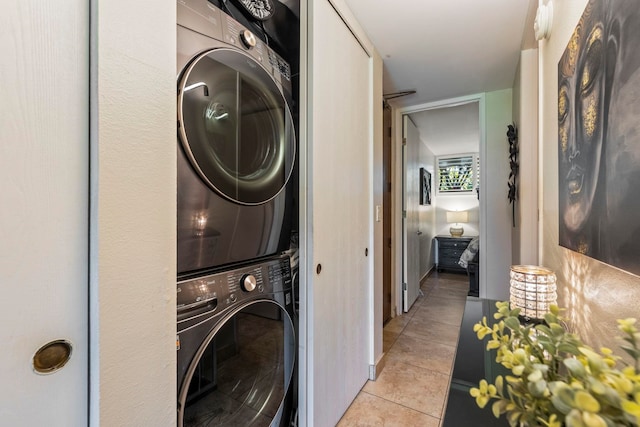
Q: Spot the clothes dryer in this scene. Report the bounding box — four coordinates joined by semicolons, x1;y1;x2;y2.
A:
177;255;295;427
177;0;296;275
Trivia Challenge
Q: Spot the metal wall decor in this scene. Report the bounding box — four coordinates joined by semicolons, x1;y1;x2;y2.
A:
231;0;275;20
558;0;640;276
507;123;518;227
420;167;431;205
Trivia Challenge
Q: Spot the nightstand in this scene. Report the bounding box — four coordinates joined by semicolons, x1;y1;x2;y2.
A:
434;235;473;273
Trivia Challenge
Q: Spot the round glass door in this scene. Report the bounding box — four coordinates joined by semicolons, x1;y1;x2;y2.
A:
178;49;295;205
179;301;295;427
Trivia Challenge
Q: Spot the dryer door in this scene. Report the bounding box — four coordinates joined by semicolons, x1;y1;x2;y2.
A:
178;48;295;206
178;300;295;427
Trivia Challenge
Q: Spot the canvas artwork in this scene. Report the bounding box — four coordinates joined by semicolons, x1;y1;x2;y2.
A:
420;167;431;205
558;0;640;276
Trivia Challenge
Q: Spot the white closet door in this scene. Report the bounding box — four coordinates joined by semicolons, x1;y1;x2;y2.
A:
307;0;372;425
0;1;88;425
403;116;421;311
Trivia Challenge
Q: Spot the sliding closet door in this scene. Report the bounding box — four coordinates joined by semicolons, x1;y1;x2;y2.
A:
1;2;88;424
306;0;372;425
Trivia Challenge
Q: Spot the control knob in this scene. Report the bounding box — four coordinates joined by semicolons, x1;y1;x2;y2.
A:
241;274;257;292
240;30;257;50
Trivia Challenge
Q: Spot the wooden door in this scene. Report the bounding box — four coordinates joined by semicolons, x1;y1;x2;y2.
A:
383;102;392;323
1;2;88;425
307;0;372;425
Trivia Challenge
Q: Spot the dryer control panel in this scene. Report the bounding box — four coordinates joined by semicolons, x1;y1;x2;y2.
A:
177;0;291;86
177;256;292;324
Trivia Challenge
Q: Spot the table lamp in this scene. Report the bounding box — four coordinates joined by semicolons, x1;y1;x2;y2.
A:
446;211;468;237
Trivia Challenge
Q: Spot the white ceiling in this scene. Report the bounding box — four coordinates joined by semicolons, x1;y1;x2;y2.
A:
342;0;538;108
409;101;479;156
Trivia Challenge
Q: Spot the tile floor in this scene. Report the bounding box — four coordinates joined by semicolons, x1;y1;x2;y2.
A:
337;271;469;427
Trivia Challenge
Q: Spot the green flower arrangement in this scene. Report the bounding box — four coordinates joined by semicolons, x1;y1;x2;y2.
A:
470;301;640;427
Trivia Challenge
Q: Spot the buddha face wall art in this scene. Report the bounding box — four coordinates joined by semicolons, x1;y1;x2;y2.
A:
558;0;640;275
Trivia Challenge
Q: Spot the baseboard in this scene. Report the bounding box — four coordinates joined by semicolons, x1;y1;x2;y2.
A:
369;352;387;380
419;265;435;285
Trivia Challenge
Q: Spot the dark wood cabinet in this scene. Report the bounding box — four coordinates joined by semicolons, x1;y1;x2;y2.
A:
435;235;473;273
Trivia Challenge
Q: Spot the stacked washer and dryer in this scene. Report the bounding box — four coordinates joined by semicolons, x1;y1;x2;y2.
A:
176;0;298;425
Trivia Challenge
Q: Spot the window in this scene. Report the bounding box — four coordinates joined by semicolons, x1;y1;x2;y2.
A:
437;154;479;194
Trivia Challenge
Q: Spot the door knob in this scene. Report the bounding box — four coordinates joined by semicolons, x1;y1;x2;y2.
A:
416;230;423;235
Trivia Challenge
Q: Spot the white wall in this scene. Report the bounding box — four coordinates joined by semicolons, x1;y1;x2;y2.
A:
418;140;437;277
512;49;539;265
483;89;513;300
90;1;176;425
539;0;640;353
435;194;479;237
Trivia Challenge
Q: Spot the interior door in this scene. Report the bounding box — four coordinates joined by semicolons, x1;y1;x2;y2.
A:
307;0;372;425
1;2;88;425
403;116;421;311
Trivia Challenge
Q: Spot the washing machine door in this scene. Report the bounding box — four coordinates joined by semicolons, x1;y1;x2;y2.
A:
178;300;295;427
178;48;295;206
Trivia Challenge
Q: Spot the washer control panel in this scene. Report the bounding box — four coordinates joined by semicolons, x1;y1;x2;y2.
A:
241;274;257;292
177;256;292;324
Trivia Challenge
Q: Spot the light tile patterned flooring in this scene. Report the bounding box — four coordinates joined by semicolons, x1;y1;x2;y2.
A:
337;272;469;427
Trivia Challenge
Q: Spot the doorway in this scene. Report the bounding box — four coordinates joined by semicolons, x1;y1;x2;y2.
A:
394;94;487;316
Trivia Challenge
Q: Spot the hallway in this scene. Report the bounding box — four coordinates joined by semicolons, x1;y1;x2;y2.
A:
337;272;469;426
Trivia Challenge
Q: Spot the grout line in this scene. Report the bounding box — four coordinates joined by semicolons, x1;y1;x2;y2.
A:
359;390;444;421
398;331;460;349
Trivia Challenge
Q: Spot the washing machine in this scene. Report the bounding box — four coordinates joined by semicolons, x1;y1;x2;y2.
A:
177;0;296;276
177;255;296;426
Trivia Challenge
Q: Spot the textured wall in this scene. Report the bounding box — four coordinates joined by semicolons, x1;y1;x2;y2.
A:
418;140;437;277
539;0;640;353
435;194;479;238
512;49;539;266
484;89;513;300
90;0;176;425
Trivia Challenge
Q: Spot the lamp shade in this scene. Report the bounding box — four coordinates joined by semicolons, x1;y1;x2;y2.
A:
446;211;469;224
509;265;557;319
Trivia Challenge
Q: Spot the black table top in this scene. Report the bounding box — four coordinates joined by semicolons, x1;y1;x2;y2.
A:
441;298;510;427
